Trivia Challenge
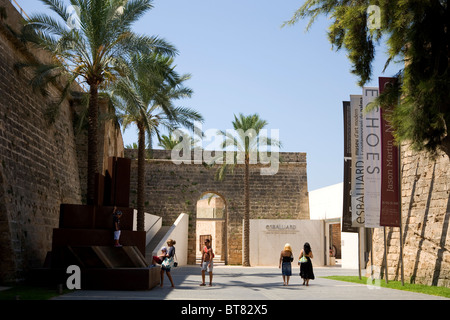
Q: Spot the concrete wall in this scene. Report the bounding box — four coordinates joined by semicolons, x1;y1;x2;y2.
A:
309;183;343;220
132;211;162;246
250;219;324;266
153;213;189;266
309;182;362;269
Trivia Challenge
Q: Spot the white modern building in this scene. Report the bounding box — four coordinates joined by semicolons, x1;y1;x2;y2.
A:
309;182;362;269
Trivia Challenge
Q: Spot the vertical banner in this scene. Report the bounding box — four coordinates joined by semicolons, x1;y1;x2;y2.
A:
342;101;358;233
379;77;400;227
363;87;381;228
350;95;365;228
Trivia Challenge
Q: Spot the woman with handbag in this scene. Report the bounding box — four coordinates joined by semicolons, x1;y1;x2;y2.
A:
298;242;315;286
279;243;294;286
160;239;176;288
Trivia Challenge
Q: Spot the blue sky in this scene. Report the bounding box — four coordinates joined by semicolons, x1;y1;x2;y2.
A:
18;0;402;191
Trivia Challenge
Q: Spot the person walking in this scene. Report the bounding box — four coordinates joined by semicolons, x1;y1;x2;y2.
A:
160;239;176;288
279;243;294;286
299;242;315;286
200;238;214;286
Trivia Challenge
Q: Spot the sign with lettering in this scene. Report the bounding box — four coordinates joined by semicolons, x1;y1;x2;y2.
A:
265;224;298;234
379;77;400;227
342;101;358;233
363;87;381;228
350;94;365;228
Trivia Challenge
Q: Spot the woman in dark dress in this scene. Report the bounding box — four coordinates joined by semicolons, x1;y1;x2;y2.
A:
299;242;315;286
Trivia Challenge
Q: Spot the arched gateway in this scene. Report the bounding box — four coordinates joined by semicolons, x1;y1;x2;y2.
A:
127;149;309;265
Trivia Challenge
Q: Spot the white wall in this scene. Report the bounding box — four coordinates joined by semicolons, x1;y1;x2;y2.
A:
341;232;360;269
153;213;189;266
250;219;324;266
309;183;343;220
308;182;361;269
133;210;162;246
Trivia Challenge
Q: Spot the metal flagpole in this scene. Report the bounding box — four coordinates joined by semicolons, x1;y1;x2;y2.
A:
370;228;374;280
358;227;362;280
383;226;388;283
398;143;405;286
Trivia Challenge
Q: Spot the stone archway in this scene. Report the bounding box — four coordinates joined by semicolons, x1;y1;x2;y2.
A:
195;192;227;264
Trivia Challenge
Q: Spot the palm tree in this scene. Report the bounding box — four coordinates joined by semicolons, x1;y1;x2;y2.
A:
215;114;281;266
112;53;203;231
158;131;201;150
158;133;181;150
20;0;177;205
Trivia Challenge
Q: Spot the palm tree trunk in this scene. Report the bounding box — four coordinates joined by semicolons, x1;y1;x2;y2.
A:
87;83;99;205
137;123;146;231
243;156;250;266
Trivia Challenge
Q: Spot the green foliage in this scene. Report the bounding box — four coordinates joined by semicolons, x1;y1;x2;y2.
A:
19;0;177;121
214;113;282;181
110;53;203;146
285;0;450;156
0;285;70;300
125;142;138;149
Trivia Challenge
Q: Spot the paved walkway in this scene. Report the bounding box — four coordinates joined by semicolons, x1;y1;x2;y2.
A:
53;265;448;300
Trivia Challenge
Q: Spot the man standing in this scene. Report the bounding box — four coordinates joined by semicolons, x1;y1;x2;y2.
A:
200;238;214;286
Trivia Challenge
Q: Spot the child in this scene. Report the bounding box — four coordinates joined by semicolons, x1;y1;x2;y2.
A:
113;206;123;247
151;247;168;266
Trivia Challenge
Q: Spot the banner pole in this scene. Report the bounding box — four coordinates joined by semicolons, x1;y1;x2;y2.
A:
383;226;388;283
398;143;405;286
358;227;362;280
370;228;374;280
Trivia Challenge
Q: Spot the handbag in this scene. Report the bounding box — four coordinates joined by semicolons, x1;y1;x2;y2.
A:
173;253;178;267
298;254;308;264
162;256;174;268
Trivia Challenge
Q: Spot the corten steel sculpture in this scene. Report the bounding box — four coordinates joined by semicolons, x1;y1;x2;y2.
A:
32;157;159;290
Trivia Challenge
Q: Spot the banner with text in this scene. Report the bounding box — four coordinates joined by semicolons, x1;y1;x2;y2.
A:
363;87;381;228
350;95;365;228
342;101;358;232
379;77;400;227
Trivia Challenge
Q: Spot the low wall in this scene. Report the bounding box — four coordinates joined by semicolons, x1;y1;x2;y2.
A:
132;211;162;246
250;219;325;266
153;213;189;266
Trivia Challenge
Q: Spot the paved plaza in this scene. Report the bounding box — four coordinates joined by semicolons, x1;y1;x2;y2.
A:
53;265;448;300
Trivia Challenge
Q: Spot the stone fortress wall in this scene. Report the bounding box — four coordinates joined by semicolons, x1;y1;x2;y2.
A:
369;144;450;287
125;149;310;265
0;0;123;283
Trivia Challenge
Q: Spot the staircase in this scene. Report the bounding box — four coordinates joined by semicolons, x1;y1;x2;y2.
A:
196;254;225;266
